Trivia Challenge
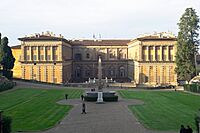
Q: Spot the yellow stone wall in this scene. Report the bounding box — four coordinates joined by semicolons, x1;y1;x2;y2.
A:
12;48;22;78
16;39;72;84
128;38;177;86
11;32;178;86
73;45;128;60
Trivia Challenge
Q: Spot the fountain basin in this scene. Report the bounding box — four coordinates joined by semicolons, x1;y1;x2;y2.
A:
84;91;118;102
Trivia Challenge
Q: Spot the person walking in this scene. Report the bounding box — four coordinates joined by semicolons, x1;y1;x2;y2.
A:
180;125;186;133
65;94;68;100
82;102;86;114
81;94;84;101
186;125;193;133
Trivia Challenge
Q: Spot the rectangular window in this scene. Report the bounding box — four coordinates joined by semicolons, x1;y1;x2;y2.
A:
53;46;57;51
32;47;36;50
75;54;82;60
47;55;51;61
26;55;30;60
149;55;153;61
33;55;37;61
40;55;44;60
54;55;58;61
157;55;160;61
47;47;51;51
25;46;29;51
170;55;173;61
143;55;146;61
39;47;43;50
163;55;167;61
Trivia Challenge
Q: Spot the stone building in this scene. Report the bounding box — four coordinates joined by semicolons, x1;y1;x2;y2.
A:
11;32;177;86
15;32;72;84
71;39;130;82
128;33;177;86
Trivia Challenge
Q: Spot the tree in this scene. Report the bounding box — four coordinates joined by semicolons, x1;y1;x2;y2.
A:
0;34;15;79
0;37;15;70
175;8;200;82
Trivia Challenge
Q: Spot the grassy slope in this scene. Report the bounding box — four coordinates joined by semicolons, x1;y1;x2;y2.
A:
118;90;200;131
0;88;83;131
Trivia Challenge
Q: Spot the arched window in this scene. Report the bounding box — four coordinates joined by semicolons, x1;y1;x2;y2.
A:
119;66;125;77
109;66;115;77
86;53;90;59
75;53;82;60
75;66;81;78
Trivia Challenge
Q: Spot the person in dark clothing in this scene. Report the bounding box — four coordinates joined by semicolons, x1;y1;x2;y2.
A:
81;95;84;101
186;125;193;133
65;94;68;100
82;102;86;114
180;125;186;133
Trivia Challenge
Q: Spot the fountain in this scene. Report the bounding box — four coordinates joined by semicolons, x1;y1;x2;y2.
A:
84;56;118;102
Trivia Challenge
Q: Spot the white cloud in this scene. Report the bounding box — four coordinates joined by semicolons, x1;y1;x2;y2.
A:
0;0;199;45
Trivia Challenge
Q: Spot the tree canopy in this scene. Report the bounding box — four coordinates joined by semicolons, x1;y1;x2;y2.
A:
0;33;15;71
175;8;200;81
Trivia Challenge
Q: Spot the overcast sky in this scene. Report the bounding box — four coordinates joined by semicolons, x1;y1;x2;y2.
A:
0;0;200;46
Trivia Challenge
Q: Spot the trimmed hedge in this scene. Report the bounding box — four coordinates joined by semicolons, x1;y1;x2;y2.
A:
184;84;200;93
2;116;12;133
84;95;118;102
103;96;118;102
0;81;15;92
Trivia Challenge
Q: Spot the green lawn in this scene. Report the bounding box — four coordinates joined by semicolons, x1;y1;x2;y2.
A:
118;90;200;131
0;88;83;131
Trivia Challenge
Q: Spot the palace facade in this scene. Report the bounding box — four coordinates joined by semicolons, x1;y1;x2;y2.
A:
11;32;177;86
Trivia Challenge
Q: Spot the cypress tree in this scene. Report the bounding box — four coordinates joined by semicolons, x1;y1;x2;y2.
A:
175;8;200;82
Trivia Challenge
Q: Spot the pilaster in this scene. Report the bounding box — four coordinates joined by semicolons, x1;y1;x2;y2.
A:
37;46;39;61
147;46;150;61
22;66;25;79
166;66;170;84
166;46;169;61
44;66;47;82
21;46;25;61
52;66;54;83
153;46;156;61
51;46;54;61
160;66;163;84
160;46;163;61
30;66;33;80
30;46;32;61
153;66;157;83
44;47;47;61
139;45;143;61
37;66;40;81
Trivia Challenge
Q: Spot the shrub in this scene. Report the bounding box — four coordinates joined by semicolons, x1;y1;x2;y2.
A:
84;96;97;101
103;96;118;102
184;84;200;93
2;115;12;133
0;81;15;92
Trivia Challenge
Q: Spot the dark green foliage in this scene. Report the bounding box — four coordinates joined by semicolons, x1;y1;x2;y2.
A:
84;93;118;102
0;34;15;78
0;70;13;79
0;81;15;92
175;8;200;81
2;115;12;133
84;95;97;101
184;84;200;93
103;96;118;101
